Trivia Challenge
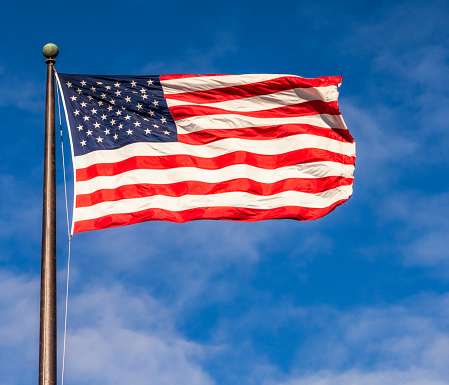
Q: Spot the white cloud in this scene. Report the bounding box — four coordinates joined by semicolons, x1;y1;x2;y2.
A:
66;327;212;385
206;293;449;384
0;269;214;385
269;368;449;385
63;284;213;385
0;271;39;385
3;268;449;385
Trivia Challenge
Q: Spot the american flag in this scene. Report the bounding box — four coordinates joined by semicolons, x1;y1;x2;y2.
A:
56;73;355;234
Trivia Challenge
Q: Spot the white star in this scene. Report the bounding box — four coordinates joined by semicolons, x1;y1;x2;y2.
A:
91;86;96;92
70;95;77;101
118;123;123;129
152;100;159;106
114;82;120;88
101;93;107;99
74;110;80;116
113;134;118;140
136;103;143;110
94;122;100;128
98;101;103;106
107;106;113;111
96;82;103;85
152;124;159;128
130;80;137;87
127;129;133;135
91;108;97;114
87;95;93;100
80;140;86;146
115;90;121;96
147;79;154;85
141;94;148;100
80;102;87;107
104;128;110;135
77;124;83;131
105;85;111;90
101;114;107;120
110;119;116;125
125;96;131;103
96;136;103;143
116;110;122;116
148;110;155;116
145;128;152;135
142;117;149;121
140;87;146;93
134;121;141;127
160;117;167;124
77;88;83;94
83;116;90;121
124;115;131;120
164;131;170;135
121;106;126;110
86;129;92;136
132;91;138;94
66;82;72;88
81;80;87;86
110;99;115;105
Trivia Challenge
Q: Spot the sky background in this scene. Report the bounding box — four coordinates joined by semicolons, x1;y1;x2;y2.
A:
1;0;449;384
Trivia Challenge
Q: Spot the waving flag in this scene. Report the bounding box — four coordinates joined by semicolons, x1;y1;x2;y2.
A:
56;73;355;234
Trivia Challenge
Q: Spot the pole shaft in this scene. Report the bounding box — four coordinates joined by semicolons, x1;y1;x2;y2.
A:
39;59;57;385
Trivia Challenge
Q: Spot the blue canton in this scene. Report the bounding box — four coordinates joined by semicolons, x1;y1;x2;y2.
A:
57;73;178;156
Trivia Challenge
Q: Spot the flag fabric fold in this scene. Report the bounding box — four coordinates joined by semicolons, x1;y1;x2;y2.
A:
56;72;355;234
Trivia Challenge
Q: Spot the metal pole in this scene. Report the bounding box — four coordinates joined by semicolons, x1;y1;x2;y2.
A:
39;43;59;385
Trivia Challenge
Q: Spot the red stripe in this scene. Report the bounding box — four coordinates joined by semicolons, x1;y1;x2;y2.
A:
169;100;341;121
164;76;341;104
160;74;228;81
76;149;355;181
178;124;354;145
76;177;354;208
73;199;350;233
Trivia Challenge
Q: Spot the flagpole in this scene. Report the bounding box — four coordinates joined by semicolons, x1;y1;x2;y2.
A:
39;43;59;385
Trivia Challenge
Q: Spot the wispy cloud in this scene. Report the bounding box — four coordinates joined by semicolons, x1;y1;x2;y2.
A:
140;32;236;74
0;173;43;264
379;190;449;272
340;99;417;192
68;219;278;311
203;293;449;384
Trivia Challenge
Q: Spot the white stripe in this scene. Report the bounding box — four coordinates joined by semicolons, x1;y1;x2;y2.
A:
74;184;353;222
74;135;355;169
161;74;292;94
76;162;355;195
175;113;348;134
166;85;338;110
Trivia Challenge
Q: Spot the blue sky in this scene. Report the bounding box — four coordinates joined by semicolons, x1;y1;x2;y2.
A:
1;0;449;384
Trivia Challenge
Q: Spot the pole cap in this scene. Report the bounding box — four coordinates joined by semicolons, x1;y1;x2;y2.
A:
42;43;59;60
